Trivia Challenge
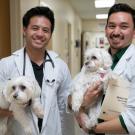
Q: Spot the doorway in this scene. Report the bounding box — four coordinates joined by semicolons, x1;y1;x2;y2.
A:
0;0;11;58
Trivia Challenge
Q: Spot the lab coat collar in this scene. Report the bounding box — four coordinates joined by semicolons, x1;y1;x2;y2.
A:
13;48;35;77
113;44;135;75
12;48;59;76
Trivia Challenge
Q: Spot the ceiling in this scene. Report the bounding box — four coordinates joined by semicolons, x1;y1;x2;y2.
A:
68;0;135;20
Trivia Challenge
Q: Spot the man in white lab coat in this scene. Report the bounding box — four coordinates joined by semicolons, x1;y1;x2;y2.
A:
72;3;135;134
0;6;74;135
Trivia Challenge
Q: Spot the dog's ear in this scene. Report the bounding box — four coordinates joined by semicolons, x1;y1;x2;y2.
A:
2;80;13;103
100;49;112;69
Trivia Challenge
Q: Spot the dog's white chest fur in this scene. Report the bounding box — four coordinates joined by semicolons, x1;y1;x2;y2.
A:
71;47;113;129
74;71;101;93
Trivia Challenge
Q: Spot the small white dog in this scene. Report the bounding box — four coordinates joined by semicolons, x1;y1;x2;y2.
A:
0;76;44;135
71;47;113;129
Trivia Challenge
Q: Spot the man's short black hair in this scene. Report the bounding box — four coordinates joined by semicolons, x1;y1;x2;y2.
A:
107;3;135;28
23;6;55;33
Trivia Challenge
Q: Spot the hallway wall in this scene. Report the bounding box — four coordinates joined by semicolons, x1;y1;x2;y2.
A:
10;0;40;52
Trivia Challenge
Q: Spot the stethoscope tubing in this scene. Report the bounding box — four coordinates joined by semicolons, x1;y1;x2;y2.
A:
23;48;55;76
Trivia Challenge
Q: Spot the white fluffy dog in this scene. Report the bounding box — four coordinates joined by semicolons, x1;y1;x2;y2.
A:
71;47;113;129
0;76;44;135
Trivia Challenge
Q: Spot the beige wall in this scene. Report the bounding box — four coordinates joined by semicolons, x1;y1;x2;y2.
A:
82;19;106;32
10;0;40;52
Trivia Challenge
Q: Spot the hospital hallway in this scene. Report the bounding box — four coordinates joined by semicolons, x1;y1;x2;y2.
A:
0;0;135;135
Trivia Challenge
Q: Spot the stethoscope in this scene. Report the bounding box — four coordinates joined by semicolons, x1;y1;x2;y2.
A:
22;49;55;131
23;48;55;85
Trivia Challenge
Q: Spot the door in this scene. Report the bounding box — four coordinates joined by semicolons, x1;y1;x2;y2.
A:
0;0;11;58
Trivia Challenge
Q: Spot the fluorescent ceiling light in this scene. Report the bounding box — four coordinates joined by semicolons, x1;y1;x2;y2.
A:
95;0;115;8
40;2;51;7
96;14;108;19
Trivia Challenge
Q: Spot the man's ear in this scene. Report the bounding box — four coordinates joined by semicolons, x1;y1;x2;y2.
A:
23;27;26;36
105;25;107;37
3;80;12;103
133;29;135;39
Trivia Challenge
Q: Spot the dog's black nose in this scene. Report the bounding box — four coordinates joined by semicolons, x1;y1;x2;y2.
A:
85;62;89;66
13;93;18;99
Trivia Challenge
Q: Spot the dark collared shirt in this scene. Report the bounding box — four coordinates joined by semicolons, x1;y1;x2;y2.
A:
31;61;43;133
109;46;129;70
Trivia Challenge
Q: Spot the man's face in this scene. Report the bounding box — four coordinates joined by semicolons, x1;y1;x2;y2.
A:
23;16;52;50
105;12;135;51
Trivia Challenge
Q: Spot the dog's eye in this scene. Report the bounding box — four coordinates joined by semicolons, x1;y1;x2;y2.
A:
20;85;26;91
91;56;97;60
12;86;16;90
86;57;90;60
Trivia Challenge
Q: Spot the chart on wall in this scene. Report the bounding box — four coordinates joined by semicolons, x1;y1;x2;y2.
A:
82;32;109;51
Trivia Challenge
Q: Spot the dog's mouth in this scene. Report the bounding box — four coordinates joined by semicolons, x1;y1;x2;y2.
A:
85;65;97;72
11;93;31;107
15;99;32;107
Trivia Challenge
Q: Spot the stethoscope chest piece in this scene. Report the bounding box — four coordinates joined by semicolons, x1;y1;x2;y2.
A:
43;59;56;87
45;79;55;86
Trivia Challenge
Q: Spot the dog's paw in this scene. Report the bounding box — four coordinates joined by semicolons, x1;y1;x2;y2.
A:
0;124;7;135
32;106;44;118
72;92;83;112
24;127;33;135
85;119;97;129
72;103;81;112
80;113;98;129
35;109;44;118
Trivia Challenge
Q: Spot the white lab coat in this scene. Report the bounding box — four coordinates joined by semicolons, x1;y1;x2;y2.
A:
0;48;74;135
112;44;135;134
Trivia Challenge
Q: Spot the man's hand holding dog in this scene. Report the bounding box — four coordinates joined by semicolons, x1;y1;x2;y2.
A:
0;108;13;117
76;81;102;132
81;81;102;109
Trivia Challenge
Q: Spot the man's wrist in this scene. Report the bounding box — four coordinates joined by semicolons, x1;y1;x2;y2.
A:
79;105;86;112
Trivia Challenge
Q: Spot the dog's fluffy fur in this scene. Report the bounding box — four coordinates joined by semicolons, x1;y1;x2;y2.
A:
71;48;113;129
0;76;44;135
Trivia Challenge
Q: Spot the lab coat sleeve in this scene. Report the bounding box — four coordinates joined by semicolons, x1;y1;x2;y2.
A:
56;60;75;135
0;59;12;100
57;60;71;117
0;58;11;82
121;79;135;134
120;59;135;134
